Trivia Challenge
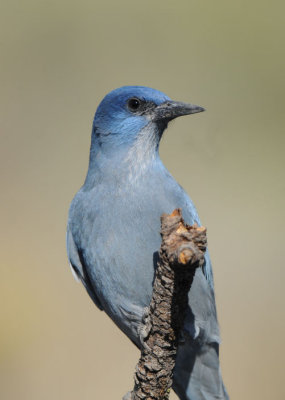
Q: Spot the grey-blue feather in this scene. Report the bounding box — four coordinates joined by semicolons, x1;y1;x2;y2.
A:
67;86;228;399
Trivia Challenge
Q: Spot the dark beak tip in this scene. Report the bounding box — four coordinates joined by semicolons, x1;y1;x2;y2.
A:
185;104;205;115
196;106;206;113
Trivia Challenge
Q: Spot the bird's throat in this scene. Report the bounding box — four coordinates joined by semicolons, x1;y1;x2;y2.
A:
85;123;163;188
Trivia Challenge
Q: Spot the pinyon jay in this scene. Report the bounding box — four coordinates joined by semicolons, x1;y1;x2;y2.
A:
67;86;228;399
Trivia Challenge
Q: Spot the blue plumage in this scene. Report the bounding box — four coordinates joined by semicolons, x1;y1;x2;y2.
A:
67;86;228;399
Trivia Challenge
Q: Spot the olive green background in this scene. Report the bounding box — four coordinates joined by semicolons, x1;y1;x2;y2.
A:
1;1;284;399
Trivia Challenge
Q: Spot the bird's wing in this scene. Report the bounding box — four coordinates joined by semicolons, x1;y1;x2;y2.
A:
176;188;220;341
178;188;214;288
186;268;220;343
66;227;103;311
201;249;214;289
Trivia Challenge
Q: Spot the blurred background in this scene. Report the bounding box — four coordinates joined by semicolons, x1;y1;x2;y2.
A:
1;1;284;399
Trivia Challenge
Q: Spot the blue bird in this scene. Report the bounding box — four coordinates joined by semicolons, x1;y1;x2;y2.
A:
67;86;229;400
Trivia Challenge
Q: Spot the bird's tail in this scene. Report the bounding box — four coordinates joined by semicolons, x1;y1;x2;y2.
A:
173;340;229;400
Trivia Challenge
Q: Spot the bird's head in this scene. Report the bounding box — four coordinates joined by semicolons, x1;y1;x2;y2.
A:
92;86;205;152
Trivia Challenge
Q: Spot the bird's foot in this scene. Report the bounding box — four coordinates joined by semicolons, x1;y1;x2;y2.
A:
178;329;186;345
138;306;151;351
122;391;132;400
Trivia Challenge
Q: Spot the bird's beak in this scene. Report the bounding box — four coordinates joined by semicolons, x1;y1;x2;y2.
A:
153;101;205;121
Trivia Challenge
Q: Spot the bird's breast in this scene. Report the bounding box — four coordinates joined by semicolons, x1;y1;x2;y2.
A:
74;169;200;339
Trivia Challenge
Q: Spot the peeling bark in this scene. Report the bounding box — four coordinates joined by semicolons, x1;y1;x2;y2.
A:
125;209;207;400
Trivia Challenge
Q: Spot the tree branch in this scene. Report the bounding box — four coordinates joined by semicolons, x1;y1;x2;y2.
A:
124;208;207;400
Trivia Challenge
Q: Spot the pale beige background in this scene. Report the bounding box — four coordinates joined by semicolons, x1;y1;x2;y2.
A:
1;1;284;399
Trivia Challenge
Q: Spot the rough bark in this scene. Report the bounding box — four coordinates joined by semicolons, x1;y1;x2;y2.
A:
124;209;207;400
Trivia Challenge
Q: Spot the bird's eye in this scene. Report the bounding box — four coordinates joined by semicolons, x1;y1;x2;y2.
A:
127;97;141;112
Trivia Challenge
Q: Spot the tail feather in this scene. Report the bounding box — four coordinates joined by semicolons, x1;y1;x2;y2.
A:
173;341;229;400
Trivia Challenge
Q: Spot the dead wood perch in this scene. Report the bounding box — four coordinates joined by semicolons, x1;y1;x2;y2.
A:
124;208;207;400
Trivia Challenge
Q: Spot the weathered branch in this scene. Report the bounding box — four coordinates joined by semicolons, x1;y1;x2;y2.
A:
124;209;207;400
